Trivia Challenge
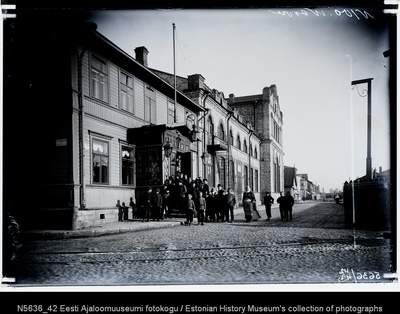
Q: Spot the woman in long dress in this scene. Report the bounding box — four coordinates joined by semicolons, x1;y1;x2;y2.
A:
242;186;256;222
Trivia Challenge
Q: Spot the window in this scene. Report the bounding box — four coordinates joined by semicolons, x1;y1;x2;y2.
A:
168;101;175;124
218;123;225;141
229;129;234;145
250;143;253;157
218;157;226;189
121;146;135;186
250;168;254;191
120;72;134;113
244;165;248;188
145;86;156;123
243;140;247;154
237;135;241;150
255;147;258;159
229;160;235;189
274;157;281;192
91;55;108;102
92;138;109;184
206;117;214;145
255;170;259;192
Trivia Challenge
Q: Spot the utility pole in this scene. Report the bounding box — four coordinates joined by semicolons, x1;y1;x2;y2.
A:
351;78;373;180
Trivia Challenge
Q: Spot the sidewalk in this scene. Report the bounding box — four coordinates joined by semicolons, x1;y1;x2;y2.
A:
21;204;282;240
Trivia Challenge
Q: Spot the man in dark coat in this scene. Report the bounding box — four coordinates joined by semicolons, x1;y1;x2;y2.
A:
142;187;153;222
263;191;274;221
276;191;285;221
285;191;295;222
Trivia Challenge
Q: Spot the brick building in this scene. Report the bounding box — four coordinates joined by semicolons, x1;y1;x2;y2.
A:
228;86;285;201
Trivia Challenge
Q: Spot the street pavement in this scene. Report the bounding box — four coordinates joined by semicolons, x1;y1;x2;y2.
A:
20;202;315;240
10;200;396;288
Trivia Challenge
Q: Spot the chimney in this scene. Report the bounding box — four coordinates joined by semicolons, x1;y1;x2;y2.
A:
187;74;205;90
135;46;149;67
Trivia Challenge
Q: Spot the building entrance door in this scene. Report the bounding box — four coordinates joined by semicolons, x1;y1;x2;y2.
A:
176;152;191;178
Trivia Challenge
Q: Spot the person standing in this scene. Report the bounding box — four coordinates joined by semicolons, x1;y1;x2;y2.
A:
276;191;285;221
242;186;256;223
202;179;210;198
116;200;123;222
153;188;163;221
226;188;237;223
177;180;187;215
162;187;171;218
216;184;226;222
129;197;137;219
285;191;295;222
185;193;196;226
197;191;206;225
143;187;153;222
263;191;274;221
206;187;217;222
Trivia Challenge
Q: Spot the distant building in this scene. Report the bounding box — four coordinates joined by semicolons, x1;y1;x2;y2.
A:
227;87;284;201
150;68;263;202
284;166;300;202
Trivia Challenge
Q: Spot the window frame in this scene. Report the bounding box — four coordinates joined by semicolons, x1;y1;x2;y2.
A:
145;85;156;123
119;71;134;114
120;143;135;186
91;137;110;185
90;54;109;103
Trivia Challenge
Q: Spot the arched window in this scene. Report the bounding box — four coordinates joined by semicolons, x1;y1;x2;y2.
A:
236;135;241;150
218;122;225;141
206;116;214;145
254;147;258;159
243;139;248;154
250;143;253;157
274;156;281;192
229;129;234;145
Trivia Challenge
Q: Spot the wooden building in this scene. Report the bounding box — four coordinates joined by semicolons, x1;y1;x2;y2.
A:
3;13;203;230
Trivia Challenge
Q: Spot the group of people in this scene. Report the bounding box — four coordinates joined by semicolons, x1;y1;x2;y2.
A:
276;191;295;222
135;174;238;226
117;172;296;224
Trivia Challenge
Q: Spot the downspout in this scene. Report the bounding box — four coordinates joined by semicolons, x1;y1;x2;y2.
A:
226;111;233;189
248;129;254;187
77;47;87;212
202;91;211;179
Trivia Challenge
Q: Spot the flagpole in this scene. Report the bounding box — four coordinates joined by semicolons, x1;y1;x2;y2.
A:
173;23;177;119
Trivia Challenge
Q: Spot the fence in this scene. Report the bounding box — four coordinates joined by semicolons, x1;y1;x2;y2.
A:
343;180;391;231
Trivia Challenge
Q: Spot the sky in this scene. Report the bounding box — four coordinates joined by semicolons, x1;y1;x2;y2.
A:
88;7;392;192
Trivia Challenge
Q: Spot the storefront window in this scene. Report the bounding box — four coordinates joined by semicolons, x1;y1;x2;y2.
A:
121;146;135;186
92;139;109;184
136;146;161;186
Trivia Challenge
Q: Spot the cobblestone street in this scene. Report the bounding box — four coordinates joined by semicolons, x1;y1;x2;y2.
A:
13;202;393;287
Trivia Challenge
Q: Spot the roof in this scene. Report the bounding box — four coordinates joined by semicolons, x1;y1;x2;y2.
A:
86;29;205;114
284;167;297;188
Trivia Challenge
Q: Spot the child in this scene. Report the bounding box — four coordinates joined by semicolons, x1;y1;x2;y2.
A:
185;194;196;226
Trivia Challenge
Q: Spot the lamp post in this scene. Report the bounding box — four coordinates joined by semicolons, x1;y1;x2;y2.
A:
351;78;373;180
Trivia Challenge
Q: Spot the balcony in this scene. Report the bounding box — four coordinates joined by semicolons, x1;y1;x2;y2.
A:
207;134;228;152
